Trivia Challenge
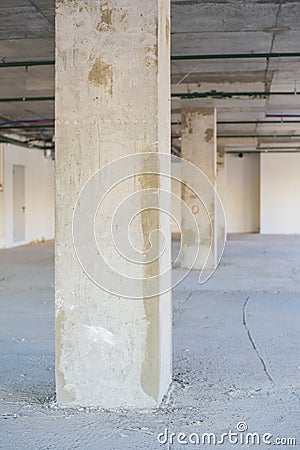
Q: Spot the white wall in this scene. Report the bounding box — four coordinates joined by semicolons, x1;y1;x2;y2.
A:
260;153;300;234
171;152;300;236
1;143;54;248
171;153;260;235
224;153;260;233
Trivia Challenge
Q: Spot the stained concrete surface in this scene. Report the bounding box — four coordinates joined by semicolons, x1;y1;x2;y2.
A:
0;235;299;449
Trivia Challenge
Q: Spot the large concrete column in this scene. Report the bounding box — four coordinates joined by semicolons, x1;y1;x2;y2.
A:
180;108;217;270
55;0;171;408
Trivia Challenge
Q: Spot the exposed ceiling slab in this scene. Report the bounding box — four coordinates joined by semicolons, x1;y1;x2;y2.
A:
0;0;300;151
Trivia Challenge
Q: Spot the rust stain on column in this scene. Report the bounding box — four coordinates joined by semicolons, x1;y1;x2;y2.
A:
102;8;112;25
55;308;73;403
182;112;193;134
205;128;214;142
88;59;113;95
96;1;128;32
165;17;170;45
138;157;160;401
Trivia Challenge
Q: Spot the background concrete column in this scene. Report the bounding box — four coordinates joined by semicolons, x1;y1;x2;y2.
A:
180;108;217;270
217;145;227;247
55;0;171;408
0;144;4;248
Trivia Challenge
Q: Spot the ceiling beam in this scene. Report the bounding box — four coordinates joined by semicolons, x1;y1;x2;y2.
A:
172;134;300;139
0;97;54;103
0;61;54;68
227;149;300;154
172;91;299;99
0;125;54;129
171;52;300;61
219;134;300;139
2;52;300;68
172;120;300;125
0;134;53;150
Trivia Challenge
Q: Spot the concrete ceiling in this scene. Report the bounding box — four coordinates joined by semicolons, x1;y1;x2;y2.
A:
0;0;54;144
1;0;300;151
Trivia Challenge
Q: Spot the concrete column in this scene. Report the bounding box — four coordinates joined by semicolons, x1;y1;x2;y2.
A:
55;0;171;408
180;108;217;270
0;144;4;248
216;145;227;247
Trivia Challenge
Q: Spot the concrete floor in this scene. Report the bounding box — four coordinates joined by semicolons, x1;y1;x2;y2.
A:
0;235;299;449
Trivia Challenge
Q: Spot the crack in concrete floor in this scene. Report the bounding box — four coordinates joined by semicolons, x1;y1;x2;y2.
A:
242;295;274;384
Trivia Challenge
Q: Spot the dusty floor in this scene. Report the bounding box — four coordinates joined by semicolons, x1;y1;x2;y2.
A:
0;235;299;449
